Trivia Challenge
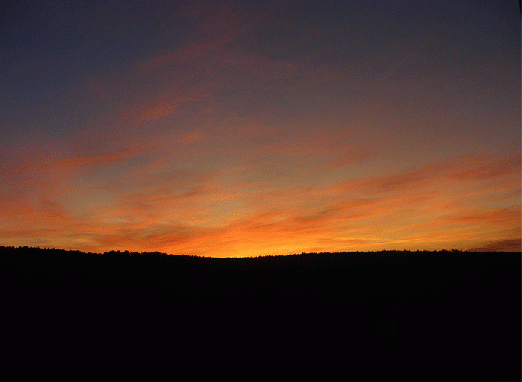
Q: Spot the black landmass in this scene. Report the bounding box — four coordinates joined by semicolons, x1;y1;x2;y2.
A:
1;246;520;381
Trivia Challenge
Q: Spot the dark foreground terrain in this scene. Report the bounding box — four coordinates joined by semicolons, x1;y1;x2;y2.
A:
1;246;520;381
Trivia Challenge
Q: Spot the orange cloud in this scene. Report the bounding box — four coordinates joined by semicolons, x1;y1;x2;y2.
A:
468;239;521;252
135;104;177;124
450;155;521;181
180;131;205;144
2;146;518;256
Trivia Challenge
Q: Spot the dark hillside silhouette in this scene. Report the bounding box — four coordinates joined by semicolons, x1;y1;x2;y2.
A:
1;246;520;381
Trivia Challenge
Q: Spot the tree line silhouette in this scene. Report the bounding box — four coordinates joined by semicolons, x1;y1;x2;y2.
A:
1;245;520;381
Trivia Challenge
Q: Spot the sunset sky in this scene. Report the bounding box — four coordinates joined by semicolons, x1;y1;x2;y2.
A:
0;0;520;256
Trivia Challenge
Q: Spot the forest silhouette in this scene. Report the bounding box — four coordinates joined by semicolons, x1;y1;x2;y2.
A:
1;245;520;381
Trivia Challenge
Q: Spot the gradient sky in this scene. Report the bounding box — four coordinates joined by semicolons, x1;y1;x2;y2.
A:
0;0;520;256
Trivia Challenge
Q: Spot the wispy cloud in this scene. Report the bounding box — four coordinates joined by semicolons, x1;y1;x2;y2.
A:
1;2;518;255
468;238;521;252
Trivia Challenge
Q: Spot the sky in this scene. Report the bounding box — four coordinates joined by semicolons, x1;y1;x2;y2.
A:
0;0;520;257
